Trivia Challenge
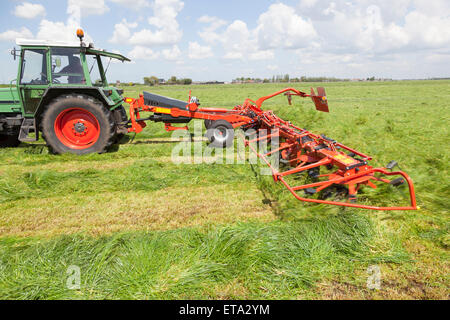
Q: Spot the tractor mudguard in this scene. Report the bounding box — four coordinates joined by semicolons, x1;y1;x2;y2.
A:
34;87;121;120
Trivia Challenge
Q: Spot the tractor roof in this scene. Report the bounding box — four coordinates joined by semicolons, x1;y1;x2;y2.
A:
15;38;131;62
16;38;80;47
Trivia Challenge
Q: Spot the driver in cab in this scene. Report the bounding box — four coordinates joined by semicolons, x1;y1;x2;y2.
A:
55;56;84;84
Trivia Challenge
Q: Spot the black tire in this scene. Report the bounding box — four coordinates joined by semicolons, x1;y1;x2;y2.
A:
206;120;234;148
0;133;20;148
41;94;115;155
204;119;213;129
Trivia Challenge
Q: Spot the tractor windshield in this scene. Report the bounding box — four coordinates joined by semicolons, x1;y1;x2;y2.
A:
51;48;85;85
86;54;112;87
87;55;104;87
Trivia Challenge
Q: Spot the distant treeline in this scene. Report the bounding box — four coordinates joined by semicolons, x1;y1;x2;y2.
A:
232;75;352;83
231;75;395;83
107;76;450;87
142;76;192;86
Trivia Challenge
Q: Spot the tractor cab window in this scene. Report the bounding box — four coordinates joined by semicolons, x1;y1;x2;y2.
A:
20;49;48;85
51;48;85;84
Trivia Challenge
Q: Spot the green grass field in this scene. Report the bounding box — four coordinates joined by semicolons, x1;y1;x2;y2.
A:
0;81;448;299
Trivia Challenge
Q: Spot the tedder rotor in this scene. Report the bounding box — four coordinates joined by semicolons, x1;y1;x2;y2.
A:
124;87;417;211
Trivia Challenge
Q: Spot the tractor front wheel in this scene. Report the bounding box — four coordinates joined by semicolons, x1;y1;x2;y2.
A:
41;94;115;154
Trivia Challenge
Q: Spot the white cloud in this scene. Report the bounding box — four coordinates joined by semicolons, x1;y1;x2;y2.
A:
148;0;184;28
221;20;250;60
198;15;227;43
299;0;319;9
109;19;138;43
300;0;450;57
318;3;411;53
67;0;109;17
128;0;184;47
0;27;33;41
36;19;90;43
202;19;274;61
162;45;182;61
403;10;450;48
198;15;225;25
249;50;274;61
188;42;213;59
128;46;160;60
14;2;46;19
129;28;181;47
109;0;150;8
31;0;106;44
196;4;313;61
255;3;317;50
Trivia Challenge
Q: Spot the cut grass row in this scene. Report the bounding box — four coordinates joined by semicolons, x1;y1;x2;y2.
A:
0;213;410;299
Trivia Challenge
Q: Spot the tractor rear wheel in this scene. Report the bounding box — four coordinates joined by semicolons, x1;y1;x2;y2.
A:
41;94;115;155
206;120;234;148
0;133;20;148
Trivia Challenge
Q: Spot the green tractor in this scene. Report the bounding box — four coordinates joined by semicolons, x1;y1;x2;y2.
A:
0;29;130;154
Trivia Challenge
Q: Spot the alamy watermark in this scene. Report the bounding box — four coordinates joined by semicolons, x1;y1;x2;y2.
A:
66;265;81;290
367;265;381;290
169;121;280;175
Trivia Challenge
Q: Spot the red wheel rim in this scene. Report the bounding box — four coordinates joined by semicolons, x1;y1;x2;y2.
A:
54;108;100;150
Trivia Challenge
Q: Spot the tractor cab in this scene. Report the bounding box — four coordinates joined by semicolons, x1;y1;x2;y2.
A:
0;29;131;153
14;37;130;113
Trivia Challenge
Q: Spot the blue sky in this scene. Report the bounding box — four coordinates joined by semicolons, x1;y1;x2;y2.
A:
0;0;449;83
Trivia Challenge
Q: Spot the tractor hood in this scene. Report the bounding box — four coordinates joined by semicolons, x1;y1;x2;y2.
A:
0;87;20;102
86;48;130;62
0;87;21;113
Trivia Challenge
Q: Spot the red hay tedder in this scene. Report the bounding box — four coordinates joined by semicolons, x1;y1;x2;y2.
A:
124;87;417;211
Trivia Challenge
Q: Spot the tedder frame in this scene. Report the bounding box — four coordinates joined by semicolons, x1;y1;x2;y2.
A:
123;87;417;211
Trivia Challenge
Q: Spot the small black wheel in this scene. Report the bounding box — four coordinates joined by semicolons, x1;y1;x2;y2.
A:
319;185;349;200
390;177;405;187
204;119;213;129
41;94;115;155
206;120;234;148
0;133;20;148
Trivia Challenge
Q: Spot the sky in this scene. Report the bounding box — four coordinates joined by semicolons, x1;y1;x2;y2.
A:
0;0;449;83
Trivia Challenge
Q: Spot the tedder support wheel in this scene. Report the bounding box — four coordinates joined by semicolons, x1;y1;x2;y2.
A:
0;133;20;148
41;94;115;155
204;119;213;129
206;120;234;148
